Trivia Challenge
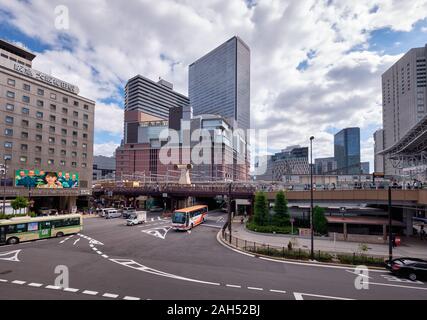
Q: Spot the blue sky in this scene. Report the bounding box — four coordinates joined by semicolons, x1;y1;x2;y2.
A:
0;0;426;172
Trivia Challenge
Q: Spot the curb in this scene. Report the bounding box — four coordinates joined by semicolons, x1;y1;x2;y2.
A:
216;229;386;271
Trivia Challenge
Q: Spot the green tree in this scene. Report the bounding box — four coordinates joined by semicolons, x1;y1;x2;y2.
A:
11;196;29;215
313;206;328;235
273;190;290;226
253;191;268;226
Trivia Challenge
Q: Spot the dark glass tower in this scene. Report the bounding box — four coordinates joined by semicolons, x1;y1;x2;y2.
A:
188;36;250;132
334;128;361;174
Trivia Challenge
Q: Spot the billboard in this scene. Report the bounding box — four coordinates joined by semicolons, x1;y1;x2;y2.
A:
15;170;79;189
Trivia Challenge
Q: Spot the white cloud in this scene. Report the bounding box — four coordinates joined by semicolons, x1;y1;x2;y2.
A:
1;0;426;165
422;27;427;33
94;142;120;157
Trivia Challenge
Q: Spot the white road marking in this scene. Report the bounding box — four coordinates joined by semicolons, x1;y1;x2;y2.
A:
226;284;242;288
11;280;26;285
157;217;161;221
270;289;287;294
63;287;79;293
45;285;62;290
123;296;141;300
345;269;372;279
92;247;98;251
28;283;43;288
89;239;104;246
0;279;8;283
96;251;103;255
102;255;109;258
294;292;353;300
73;239;80;246
141;226;172;240
89;244;94;248
381;274;424;285
103;293;119;299
370;282;427;291
82;290;98;296
248;287;263;291
0;249;21;262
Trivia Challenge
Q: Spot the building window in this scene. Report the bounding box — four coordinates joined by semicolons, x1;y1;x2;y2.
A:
36;111;43;119
72;151;77;158
7;79;15;86
37;100;44;107
22;107;30;115
84;104;89;110
82;163;87;168
22;119;29;127
5;129;13;136
4;142;12;149
72;131;78;138
6;103;14;111
37;89;44;96
4;155;12;161
22;95;30;103
34;158;41;165
72;162;77;168
62;97;68;103
36;123;43;130
60;150;66;156
83;123;88;130
83;114;89;121
6;91;15;99
49;126;55;133
5;116;13;124
20;156;27;163
82;153;87;159
50;104;57;111
23;84;30;91
48;137;55;144
82;143;87;149
83;133;88;140
73;101;79;107
50;93;57;100
72;141;78;147
60;160;66;166
48;148;55;155
62;118;68;125
61;129;67;135
73;121;78;128
21;144;28;151
50;115;56;122
35;134;42;141
62;107;68;114
73;111;78;117
48;159;54;165
35;146;42;153
61;139;67;146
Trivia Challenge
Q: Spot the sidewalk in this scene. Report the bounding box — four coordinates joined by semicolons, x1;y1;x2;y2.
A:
230;222;427;259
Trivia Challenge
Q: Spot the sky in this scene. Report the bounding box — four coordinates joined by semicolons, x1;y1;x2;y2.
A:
0;0;427;173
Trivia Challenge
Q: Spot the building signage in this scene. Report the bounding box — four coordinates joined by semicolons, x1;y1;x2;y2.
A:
13;63;79;94
15;170;79;189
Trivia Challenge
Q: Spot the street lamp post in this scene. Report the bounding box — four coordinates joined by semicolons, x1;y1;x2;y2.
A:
388;186;393;261
228;182;232;244
310;136;315;260
2;159;8;215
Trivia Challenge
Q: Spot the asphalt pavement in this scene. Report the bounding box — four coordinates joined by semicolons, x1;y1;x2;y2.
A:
1;210;427;300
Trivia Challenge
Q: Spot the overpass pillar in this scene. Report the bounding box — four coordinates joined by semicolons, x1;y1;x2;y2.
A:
403;208;414;236
343;223;348;241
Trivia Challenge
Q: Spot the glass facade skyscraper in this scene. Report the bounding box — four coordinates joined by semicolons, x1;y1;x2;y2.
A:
188;36;250;132
334;127;361;174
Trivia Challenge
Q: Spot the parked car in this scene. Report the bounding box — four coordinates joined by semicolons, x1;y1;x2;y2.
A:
386;257;427;281
127;212;147;226
122;207;136;219
98;208;115;218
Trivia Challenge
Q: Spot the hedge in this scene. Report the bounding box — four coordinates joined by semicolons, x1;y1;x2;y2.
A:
246;222;298;235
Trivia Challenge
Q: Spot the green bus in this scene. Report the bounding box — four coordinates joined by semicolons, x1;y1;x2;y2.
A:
0;214;83;245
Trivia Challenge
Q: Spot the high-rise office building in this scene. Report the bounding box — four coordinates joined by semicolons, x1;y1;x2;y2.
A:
334;128;361;174
381;44;426;175
189;36;250;132
374;129;385;173
0;39;95;211
315;157;337;175
361;162;370;174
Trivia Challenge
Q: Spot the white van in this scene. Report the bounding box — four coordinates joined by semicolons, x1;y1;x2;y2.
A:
106;209;121;219
99;208;115;218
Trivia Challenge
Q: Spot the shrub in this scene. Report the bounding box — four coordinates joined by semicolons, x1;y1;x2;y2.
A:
246;222;298;235
337;254;385;267
313;206;328;235
253;192;269;226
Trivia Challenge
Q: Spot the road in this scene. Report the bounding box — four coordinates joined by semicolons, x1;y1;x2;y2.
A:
1;210;427;300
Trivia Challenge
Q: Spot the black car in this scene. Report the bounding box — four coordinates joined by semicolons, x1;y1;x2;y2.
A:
386;257;427;281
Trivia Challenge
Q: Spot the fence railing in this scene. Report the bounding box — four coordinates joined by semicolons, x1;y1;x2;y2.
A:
221;230;387;267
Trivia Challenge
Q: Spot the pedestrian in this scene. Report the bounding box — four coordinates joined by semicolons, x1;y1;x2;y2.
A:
392;233;397;248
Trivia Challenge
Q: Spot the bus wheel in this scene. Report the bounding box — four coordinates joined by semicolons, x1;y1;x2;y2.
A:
7;237;19;245
190;224;194;230
56;232;64;238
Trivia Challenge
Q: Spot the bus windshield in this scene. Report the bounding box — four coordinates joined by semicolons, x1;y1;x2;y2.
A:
172;211;187;224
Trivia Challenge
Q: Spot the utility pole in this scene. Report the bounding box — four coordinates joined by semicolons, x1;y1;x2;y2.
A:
310;136;315;260
388;186;393;262
228;182;232;243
